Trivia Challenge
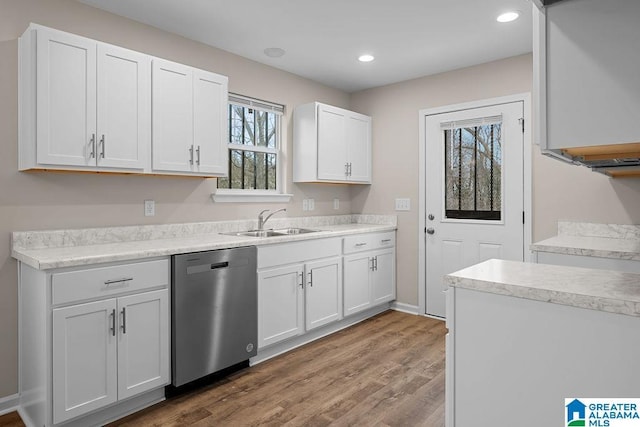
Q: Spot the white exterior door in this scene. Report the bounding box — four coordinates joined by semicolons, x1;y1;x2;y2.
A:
305;257;342;330
425;101;524;318
52;299;117;424
117;290;169;400
193;69;228;175
258;265;304;348
36;28;96;167
152;59;193;173
317;105;347;181
96;43;150;170
346;113;372;183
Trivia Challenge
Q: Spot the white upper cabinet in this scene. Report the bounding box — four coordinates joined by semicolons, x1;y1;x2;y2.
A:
19;24;228;177
536;0;640;151
96;44;150;169
21;25;150;172
293;102;372;184
152;59;228;176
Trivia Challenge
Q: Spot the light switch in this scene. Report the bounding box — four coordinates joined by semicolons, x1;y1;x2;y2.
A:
302;199;309;211
395;198;410;211
308;199;315;211
333;198;340;210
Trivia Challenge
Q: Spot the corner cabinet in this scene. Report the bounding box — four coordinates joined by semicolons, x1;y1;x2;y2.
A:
343;232;396;316
293;102;372;184
19;258;170;427
18;23;228;177
152;59;228;176
257;238;343;349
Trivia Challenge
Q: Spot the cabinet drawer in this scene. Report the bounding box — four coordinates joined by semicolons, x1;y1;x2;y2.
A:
343;231;395;254
52;259;170;305
258;238;341;269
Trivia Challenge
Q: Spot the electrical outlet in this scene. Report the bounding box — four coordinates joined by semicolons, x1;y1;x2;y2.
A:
395;198;411;211
333;198;340;210
144;200;155;217
308;198;315;211
302;199;309;211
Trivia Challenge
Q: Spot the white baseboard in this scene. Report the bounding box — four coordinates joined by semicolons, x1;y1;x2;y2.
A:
0;393;20;416
391;302;420;315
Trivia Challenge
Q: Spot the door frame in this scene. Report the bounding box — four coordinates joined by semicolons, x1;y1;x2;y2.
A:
417;93;533;317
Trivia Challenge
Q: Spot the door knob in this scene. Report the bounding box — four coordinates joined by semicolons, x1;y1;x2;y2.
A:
428;214;435;220
426;228;435;235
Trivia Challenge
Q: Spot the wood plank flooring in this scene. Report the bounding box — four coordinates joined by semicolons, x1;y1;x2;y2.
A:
0;310;446;427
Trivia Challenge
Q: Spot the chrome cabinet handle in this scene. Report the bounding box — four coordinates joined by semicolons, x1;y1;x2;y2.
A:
298;271;304;288
426;228;435;235
121;307;126;334
374;256;378;271
381;239;392;244
89;134;96;158
100;135;105;159
348;163;352;176
189;145;194;165
345;163;349;176
308;271;313;287
104;277;133;285
110;309;116;336
355;243;367;247
196;145;201;165
370;257;375;271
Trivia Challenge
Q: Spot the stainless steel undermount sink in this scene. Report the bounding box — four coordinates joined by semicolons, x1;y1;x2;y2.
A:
221;228;319;238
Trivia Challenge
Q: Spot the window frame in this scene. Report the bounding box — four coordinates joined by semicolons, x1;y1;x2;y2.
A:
212;94;292;203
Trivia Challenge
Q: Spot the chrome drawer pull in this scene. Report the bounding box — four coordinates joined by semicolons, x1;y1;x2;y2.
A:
104;277;134;285
381;239;392;243
121;307;127;334
355;243;367;247
110;309;116;336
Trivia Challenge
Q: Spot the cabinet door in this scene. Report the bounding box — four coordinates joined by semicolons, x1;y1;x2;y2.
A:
52;299;117;424
305;257;342;330
152;59;193;172
258;265;304;348
36;28;96;167
317;104;348;181
343;253;372;316
346;113;371;183
117;290;169;400
96;43;150;170
371;249;396;305
193;69;228;175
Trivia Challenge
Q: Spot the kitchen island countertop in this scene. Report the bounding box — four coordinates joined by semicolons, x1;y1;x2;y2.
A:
445;258;640;318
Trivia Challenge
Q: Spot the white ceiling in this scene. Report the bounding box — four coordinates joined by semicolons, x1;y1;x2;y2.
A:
76;0;534;93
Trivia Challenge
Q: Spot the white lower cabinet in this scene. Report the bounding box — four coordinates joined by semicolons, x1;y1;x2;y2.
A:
343;232;396;316
257;239;343;349
19;258;170;427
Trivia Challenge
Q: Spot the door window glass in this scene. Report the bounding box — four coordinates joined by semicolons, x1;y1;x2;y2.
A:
444;123;502;220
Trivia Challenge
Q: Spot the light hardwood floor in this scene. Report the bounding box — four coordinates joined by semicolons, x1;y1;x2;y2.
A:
1;310;446;427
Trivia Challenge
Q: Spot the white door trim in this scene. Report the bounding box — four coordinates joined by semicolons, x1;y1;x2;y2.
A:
417;93;532;316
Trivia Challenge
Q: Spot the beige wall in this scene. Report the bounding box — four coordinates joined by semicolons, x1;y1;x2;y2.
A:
0;0;353;398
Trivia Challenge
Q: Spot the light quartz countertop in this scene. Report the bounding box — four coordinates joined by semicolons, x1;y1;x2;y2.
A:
530;221;640;260
12;214;396;270
445;259;640;318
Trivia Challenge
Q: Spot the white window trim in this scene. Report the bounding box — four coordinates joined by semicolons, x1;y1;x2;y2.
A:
212;93;291;203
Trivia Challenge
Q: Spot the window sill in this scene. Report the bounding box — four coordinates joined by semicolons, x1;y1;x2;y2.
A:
211;190;293;203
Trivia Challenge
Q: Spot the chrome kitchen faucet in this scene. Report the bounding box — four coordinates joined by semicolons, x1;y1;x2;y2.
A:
257;208;286;230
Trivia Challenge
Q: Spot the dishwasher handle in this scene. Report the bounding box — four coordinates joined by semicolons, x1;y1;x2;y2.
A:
186;261;230;275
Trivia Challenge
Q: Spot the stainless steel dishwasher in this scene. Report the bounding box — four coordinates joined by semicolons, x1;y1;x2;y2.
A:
171;246;257;387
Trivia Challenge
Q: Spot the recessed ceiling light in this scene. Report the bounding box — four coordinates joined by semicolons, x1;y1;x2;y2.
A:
497;11;519;23
358;54;375;63
264;47;285;58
